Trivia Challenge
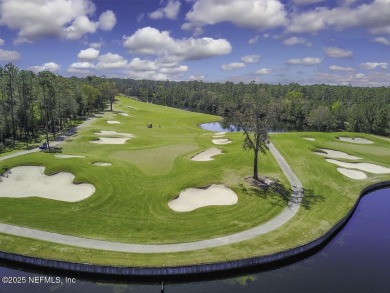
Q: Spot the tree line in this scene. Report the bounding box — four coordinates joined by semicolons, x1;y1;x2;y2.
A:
115;79;389;136
0;63;117;150
1;63;388;152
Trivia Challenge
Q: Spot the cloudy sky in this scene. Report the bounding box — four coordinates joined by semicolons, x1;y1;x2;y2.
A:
1;0;390;86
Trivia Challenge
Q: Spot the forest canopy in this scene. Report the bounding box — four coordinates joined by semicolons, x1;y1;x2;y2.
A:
1;63;389;151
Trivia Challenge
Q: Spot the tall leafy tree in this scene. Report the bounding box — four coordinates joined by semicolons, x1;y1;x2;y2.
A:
3;64;19;146
222;90;275;180
99;81;118;111
38;71;58;149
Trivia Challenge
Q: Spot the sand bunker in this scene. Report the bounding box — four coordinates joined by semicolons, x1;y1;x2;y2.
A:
54;154;85;159
0;166;95;202
91;131;135;144
191;148;223;161
325;159;390;174
90;137;130;144
302;137;315;141
92;162;112;166
213;134;225;138
168;184;238;212
315;149;361;160
212;138;232;145
119;113;130;117
215;132;226;136
337;168;367;180
106;121;121;124
94;131;134;138
337;137;373;144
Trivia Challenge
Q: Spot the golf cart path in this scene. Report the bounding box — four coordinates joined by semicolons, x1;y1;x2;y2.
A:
0;118;95;163
0;142;303;253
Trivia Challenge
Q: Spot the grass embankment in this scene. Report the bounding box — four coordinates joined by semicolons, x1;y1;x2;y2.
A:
0;97;389;267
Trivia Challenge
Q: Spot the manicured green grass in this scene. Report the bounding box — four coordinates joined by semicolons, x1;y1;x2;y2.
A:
0;97;389;267
0;97;287;246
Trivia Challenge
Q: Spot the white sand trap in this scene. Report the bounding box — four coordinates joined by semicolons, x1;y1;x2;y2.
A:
54;154;85;159
337;137;373;144
191;148;223;161
106;121;121;124
325;159;390;174
95;131;134;138
91;130;135;144
92;162;112;166
315;149;361;160
215;132;226;136
0;166;95;202
90;137;130;144
168;184;238;212
213;134;225;138
212;138;232;145
302;137;315;141
337;168;367;180
119;113;130;117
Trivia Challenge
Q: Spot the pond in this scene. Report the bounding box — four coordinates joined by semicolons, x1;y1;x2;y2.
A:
199;122;241;132
200;122;286;133
0;187;389;293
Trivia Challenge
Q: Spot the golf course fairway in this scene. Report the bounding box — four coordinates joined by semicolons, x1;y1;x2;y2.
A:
0;96;389;268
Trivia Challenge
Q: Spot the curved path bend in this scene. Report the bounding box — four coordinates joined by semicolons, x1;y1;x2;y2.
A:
0;142;303;253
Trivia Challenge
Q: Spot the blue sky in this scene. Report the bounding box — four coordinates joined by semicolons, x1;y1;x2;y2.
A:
0;0;390;86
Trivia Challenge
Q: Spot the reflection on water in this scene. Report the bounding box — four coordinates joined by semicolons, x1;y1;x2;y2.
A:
0;188;389;293
199;122;286;133
199;122;241;132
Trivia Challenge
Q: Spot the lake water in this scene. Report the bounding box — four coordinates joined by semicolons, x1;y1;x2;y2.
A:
199;122;241;132
199;122;286;133
0;187;389;293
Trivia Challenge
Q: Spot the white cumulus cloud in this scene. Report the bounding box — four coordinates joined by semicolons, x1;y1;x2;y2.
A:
29;62;60;73
128;58;159;72
241;55;260;63
283;36;311;46
287;57;322;65
69;62;95;69
98;10;116;31
183;0;287;34
374;37;390;46
329;65;354;72
220;62;246;71
149;0;181;20
0;49;21;61
248;35;259;45
125;57;188;81
0;0;116;43
189;74;206;80
255;68;271;75
96;53;128;70
123;26;232;61
360;62;388;70
288;0;390;35
77;48;100;60
325;47;353;58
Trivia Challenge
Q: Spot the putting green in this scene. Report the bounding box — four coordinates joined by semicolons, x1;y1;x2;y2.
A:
110;144;198;176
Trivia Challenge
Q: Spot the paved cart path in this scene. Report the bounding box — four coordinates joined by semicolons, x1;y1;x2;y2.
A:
0;141;303;253
0;117;96;163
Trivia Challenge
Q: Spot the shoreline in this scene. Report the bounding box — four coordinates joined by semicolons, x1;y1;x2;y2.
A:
0;181;388;277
